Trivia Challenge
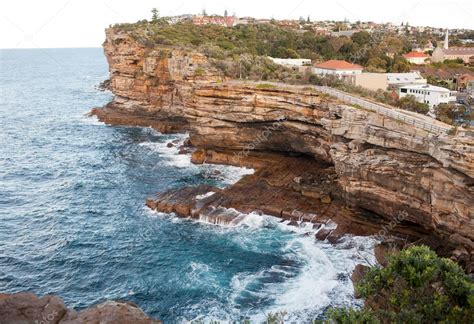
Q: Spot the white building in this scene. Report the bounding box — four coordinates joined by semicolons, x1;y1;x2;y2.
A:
268;57;311;67
313;60;363;77
386;72;427;88
398;84;456;108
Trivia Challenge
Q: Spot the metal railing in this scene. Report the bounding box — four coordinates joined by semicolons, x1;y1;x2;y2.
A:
314;86;451;135
225;80;452;135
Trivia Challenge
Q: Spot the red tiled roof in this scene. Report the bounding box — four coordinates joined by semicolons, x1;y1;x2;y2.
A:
403;51;429;58
313;60;363;70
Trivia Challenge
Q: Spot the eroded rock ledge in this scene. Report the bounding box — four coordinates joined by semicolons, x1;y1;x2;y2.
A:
92;28;474;271
0;292;161;323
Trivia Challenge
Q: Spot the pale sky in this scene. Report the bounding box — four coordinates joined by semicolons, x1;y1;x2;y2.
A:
0;0;472;49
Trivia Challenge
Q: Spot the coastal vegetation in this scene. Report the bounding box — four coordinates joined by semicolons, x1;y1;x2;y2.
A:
434;102;473;125
113;20;412;73
327;246;474;324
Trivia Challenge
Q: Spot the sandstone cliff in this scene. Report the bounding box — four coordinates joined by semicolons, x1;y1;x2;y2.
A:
92;28;474;271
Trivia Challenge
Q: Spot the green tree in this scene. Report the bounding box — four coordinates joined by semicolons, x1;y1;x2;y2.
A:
151;8;159;23
388;55;410;72
351;31;371;46
327;246;474;324
434;103;470;125
398;95;429;114
366;56;388;72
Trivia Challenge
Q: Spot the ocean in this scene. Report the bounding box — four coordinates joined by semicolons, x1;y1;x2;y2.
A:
0;48;376;322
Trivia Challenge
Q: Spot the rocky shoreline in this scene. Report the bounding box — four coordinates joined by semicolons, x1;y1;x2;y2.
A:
89;27;474;273
3;27;472;323
0;292;161;323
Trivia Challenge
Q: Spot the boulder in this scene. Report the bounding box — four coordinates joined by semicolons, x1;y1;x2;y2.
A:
0;293;161;324
351;264;369;298
61;301;161;324
0;292;67;324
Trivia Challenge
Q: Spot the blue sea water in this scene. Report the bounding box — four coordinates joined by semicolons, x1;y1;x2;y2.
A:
0;48;376;322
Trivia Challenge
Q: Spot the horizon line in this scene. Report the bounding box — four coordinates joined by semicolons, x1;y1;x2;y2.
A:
0;46;103;50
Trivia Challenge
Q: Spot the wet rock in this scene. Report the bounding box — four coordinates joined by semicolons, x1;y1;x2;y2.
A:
166;142;174;148
61;301;161;324
326;231;342;244
287;220;299;226
190;149;206;164
178;148;190;155
97;79;111;91
320;195;332;204
351;264;369;298
0;293;161;324
315;228;332;241
147;185;220;218
0;292;67;324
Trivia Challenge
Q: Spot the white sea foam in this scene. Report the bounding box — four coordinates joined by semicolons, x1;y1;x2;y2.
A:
195;191;216;200
79;113;105;126
259;237;338;320
187;262;211;283
177;208;377;322
195;208;277;229
139;133;254;185
236;212;272;228
143;209;172;219
141;126;162;136
139;137;194;169
201;164;254;187
227;234;375;322
137;132;375;322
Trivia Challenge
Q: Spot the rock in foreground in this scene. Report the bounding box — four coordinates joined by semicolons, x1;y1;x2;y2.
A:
0;292;161;324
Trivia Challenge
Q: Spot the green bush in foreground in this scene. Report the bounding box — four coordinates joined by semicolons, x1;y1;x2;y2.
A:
328;245;474;323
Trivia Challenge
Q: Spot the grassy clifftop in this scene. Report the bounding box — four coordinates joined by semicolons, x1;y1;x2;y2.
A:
110;19;412;74
112;20;344;61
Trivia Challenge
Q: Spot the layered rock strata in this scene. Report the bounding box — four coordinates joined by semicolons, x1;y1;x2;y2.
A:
93;28;474;271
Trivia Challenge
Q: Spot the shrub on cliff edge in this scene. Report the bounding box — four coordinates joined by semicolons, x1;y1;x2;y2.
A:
326;245;474;323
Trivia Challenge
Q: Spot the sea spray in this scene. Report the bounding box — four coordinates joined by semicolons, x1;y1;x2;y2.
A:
150;208;378;322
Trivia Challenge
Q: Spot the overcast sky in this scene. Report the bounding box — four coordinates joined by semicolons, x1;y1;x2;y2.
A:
0;0;472;49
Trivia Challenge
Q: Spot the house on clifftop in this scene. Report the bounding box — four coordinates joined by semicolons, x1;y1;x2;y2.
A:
403;52;430;65
313;60;363;77
398;84;456;108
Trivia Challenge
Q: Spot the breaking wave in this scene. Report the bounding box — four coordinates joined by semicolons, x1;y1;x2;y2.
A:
138;133;254;187
155;208;377;322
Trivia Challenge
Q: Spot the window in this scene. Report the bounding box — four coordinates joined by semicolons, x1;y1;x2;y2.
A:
401;88;407;93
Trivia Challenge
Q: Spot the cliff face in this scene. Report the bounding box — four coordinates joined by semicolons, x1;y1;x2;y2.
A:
93;28;474;270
